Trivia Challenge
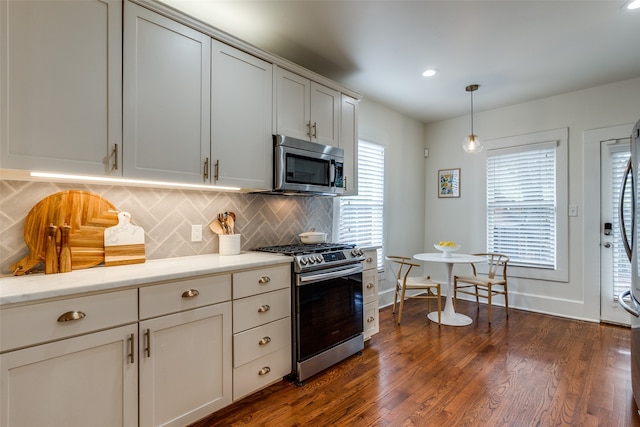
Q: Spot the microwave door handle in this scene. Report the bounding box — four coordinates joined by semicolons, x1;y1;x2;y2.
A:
619;158;633;262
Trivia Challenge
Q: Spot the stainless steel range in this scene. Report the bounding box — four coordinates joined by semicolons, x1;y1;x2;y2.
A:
255;243;366;385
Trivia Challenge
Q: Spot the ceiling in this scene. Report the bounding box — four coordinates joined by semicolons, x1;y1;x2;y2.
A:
158;0;640;124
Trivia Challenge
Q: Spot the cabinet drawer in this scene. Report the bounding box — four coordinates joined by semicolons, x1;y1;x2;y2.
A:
233;317;291;368
362;249;377;271
233;265;290;299
233;345;291;401
233;288;290;333
363;269;378;304
0;289;137;352
363;301;379;340
139;274;231;320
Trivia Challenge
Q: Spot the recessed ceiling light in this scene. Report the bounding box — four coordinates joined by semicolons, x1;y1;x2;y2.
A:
624;0;640;9
422;68;438;77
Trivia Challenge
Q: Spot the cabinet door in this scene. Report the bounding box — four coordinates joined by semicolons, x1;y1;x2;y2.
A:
310;82;340;146
340;94;359;195
139;302;232;427
211;41;273;190
276;68;311;141
0;324;138;427
123;1;211;183
0;0;122;175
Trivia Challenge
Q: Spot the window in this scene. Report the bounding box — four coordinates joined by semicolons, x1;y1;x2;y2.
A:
610;146;632;300
337;140;385;270
485;128;568;282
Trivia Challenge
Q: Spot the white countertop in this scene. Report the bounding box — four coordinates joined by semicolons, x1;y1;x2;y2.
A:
0;252;292;306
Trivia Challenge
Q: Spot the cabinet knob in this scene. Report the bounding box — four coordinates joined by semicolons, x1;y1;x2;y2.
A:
367;316;375;323
366;257;373;263
257;304;271;313
258;336;271;346
258;366;271;376
258;276;271;284
367;282;374;289
57;310;86;322
181;289;200;298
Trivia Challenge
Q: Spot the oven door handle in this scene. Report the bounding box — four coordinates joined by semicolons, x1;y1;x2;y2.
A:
298;265;363;286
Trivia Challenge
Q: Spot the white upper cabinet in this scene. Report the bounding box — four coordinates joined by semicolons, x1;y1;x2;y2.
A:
276;68;340;146
0;0;122;175
340;94;359;195
123;1;211;183
211;41;273;190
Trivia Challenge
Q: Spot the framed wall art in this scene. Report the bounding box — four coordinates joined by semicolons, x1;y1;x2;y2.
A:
438;168;460;198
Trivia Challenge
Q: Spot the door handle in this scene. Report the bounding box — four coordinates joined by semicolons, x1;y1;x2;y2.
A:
604;242;612;248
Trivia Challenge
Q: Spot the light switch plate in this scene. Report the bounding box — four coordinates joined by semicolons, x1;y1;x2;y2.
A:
191;224;203;242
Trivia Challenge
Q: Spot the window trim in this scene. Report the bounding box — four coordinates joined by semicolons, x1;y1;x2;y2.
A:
483;128;569;282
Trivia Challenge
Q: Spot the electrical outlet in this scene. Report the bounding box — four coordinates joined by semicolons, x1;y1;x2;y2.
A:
191;224;203;242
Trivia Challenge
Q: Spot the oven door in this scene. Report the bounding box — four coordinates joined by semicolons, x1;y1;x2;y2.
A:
295;264;363;362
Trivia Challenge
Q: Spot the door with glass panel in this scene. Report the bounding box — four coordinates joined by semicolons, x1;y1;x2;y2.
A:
600;139;632;325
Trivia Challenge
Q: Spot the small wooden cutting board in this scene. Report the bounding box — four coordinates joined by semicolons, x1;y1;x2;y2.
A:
103;212;146;267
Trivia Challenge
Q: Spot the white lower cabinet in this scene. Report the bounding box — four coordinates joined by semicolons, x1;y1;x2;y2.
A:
362;249;380;340
232;265;292;401
139;303;232;427
0;290;139;427
138;274;232;427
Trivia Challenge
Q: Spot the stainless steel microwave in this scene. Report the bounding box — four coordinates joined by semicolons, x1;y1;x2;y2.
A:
273;134;345;195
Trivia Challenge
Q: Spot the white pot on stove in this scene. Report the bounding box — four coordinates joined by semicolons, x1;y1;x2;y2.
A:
299;231;327;244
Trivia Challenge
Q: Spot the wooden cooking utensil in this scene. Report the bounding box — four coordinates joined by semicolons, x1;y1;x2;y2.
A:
209;219;225;235
10;190;119;275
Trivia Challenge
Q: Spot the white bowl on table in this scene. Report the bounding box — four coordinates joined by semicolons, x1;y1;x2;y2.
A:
434;244;461;258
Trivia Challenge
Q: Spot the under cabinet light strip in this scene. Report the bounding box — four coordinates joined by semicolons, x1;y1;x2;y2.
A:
29;171;242;191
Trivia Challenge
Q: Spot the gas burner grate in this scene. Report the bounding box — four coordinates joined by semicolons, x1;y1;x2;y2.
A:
255;243;355;256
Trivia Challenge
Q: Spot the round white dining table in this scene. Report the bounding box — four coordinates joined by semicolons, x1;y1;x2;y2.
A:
413;253;486;326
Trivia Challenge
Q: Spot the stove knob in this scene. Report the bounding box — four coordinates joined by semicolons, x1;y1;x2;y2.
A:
299;258;308;266
316;255;323;263
308;257;316;264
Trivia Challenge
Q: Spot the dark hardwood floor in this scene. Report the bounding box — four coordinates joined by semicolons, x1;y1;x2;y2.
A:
191;299;640;426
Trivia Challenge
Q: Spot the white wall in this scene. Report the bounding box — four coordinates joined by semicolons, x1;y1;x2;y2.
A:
357;98;427;307
423;77;640;322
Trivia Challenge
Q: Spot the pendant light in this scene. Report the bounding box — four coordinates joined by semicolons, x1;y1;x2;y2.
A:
462;84;484;153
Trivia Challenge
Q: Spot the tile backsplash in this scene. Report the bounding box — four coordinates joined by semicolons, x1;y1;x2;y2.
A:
0;180;333;275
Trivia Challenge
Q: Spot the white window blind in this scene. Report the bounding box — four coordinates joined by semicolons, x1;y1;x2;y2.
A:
610;147;632;300
487;143;557;269
338;140;385;270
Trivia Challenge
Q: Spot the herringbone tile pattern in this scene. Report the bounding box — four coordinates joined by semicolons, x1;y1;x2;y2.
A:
0;180;333;274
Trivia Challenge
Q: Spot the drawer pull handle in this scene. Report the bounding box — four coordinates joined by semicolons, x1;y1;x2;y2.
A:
259;336;271;346
367;316;375;323
367;283;374;289
181;289;200;298
258;304;271;313
258;366;271;376
258;276;271;284
57;310;86;322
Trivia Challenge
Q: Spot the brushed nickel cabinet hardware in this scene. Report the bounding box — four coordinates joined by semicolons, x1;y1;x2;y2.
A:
344;176;347;191
367;316;375;323
113;144;118;171
312;121;317;138
181;289;200;298
258;276;271;284
258;336;271;346
258;366;271;376
366;257;373;263
57;310;86;322
367;283;374;289
257;304;271;313
203;157;209;180
144;328;151;358
306;121;311;137
128;333;135;363
214;159;219;182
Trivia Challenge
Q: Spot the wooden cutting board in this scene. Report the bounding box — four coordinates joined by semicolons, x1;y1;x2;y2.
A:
104;212;146;267
10;190;119;275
